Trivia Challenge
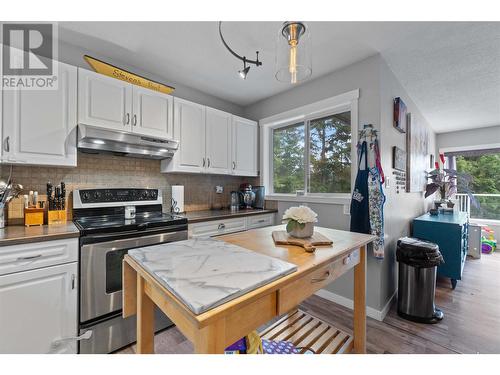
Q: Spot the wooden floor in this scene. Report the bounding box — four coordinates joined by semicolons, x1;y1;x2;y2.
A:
117;252;500;354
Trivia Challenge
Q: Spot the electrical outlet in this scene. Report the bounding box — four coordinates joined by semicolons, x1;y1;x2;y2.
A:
343;204;350;215
215;186;224;194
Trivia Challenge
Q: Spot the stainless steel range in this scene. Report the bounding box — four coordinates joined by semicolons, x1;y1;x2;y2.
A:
73;188;188;354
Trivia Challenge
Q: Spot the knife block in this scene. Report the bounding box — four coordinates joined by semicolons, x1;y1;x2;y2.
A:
24;208;45;227
48;209;67;225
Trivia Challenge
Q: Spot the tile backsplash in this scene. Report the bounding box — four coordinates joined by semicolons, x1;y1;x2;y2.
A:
0;152;259;220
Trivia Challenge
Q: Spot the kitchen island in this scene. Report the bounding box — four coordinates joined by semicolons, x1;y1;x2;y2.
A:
122;225;375;354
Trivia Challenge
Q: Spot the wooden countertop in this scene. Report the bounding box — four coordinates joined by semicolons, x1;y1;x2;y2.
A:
182;208;278;223
0;222;80;247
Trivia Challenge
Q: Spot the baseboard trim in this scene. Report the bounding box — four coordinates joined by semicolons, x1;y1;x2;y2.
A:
314;288;397;322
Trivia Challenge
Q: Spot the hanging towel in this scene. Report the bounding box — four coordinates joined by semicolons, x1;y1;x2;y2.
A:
368;165;386;258
350;141;371;234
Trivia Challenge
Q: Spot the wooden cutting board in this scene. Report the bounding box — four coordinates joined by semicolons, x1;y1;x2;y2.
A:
272;231;333;253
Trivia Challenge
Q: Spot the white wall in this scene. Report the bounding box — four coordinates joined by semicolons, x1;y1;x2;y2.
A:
246;54;436;314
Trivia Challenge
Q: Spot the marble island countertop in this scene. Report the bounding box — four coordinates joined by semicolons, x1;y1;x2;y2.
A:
182;208;277;223
128;238;297;314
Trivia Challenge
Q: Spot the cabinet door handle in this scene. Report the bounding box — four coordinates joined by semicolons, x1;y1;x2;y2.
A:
207;158;211;168
51;330;93;350
71;274;76;290
125;113;130;125
4;136;10;152
16;254;42;261
133;114;137;126
202;158;206;167
232;161;236;170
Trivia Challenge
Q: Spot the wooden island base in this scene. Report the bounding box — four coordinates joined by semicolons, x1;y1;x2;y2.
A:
122;226;374;354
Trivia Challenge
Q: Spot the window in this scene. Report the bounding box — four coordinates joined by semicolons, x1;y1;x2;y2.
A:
271;111;352;195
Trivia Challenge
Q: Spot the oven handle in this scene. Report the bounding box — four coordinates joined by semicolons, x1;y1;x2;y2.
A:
81;229;188;252
81;224;188;242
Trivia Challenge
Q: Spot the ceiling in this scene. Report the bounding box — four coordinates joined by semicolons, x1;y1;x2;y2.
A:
58;22;500;133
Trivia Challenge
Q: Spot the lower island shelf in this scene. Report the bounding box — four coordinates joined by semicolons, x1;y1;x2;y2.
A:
260;310;353;354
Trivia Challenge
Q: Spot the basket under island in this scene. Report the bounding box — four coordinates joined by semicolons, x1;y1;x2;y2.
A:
122;225;375;354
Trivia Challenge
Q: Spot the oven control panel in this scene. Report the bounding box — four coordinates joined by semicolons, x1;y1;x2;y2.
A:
78;189;159;204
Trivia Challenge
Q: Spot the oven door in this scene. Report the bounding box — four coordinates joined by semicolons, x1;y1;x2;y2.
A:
80;228;187;323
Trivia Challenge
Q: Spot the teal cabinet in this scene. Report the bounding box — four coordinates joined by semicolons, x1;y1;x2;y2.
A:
412;212;468;289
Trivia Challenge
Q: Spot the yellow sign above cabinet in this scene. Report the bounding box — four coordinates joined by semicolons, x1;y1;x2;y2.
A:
83;55;175;95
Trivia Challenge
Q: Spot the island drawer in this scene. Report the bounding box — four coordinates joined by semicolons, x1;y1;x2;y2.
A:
246;213;275;229
277;248;360;315
0;238;78;276
189;217;247;238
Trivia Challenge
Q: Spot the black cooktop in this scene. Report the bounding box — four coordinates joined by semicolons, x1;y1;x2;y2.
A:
74;211;188;236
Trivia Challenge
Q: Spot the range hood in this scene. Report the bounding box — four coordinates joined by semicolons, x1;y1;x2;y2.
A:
77;125;178;160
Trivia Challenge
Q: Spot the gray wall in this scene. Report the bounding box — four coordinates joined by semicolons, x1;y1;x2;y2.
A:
378;59;436;309
245;54;436;312
57;40;244;116
437;125;500;152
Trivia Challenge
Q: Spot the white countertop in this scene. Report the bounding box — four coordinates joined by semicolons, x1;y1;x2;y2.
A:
128;238;297;314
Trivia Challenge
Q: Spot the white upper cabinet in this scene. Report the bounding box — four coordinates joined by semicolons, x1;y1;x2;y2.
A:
232;116;258;176
205;108;231;174
132;86;173;139
0;262;78;354
161;98;258;176
78;68;132;132
161;97;206;173
1;61;78;166
78;68;173;140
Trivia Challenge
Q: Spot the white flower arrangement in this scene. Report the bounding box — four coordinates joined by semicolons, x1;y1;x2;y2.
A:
282;205;318;233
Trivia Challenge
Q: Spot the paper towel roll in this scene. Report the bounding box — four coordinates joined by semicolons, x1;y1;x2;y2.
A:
171;185;184;213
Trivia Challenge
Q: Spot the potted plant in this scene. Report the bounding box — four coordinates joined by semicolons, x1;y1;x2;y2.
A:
425;154;478;209
282;206;318;238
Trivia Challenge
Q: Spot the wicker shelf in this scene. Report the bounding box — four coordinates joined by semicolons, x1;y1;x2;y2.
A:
260;310;353;354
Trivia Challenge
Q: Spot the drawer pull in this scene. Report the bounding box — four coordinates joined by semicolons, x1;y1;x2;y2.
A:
218;223;226;230
16;254;42;261
257;219;266;223
343;254;352;265
311;270;330;283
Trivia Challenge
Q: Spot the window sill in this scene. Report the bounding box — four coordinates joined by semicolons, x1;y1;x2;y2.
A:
265;194;351;205
470;218;500;226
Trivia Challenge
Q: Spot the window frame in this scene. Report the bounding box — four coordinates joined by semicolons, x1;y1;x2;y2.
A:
260;89;359;204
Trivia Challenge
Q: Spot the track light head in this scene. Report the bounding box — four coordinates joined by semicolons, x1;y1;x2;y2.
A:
239;65;250;80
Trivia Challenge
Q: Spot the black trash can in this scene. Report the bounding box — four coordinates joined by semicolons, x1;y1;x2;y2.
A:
396;237;444;324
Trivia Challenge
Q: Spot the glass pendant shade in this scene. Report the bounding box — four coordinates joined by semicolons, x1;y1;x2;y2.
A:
275;22;312;84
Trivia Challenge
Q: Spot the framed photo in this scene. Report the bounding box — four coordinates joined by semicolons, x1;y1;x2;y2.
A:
393;97;407;133
406;113;429;192
392;146;406;171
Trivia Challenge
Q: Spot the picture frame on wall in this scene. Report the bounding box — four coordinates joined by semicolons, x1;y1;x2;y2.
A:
392;146;406;171
393;97;407;133
406;112;430;192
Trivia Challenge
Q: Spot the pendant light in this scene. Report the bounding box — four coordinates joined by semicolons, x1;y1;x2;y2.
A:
275;21;312;84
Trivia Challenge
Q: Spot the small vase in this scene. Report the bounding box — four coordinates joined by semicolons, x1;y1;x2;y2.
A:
288;222;314;238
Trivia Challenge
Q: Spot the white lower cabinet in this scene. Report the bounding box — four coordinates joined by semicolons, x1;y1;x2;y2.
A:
188;213;276;238
0;238;79;354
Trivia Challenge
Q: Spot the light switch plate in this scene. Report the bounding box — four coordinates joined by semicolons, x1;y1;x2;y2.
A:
343;204;350;215
215;186;224;194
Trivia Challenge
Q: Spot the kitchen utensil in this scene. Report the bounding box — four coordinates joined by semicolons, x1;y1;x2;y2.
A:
239;184;255;209
61;182;66;210
272;231;333;253
230;191;239;211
